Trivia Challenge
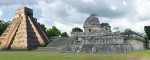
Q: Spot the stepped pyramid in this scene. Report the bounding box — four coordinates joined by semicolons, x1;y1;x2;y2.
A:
0;7;50;50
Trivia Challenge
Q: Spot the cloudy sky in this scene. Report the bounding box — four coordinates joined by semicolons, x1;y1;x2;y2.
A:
0;0;150;34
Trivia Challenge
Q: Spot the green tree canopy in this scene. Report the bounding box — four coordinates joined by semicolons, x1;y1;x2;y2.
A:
144;26;150;40
46;26;61;37
125;29;133;32
123;28;143;38
61;32;69;37
100;23;110;28
72;27;83;32
123;28;135;35
0;20;10;36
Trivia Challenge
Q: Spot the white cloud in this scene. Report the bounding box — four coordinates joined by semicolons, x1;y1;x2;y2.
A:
110;18;131;32
123;1;127;6
83;0;94;3
37;0;87;34
54;21;83;35
36;0;150;33
0;9;3;17
134;0;150;20
110;5;117;11
0;0;150;34
63;0;130;18
0;0;38;6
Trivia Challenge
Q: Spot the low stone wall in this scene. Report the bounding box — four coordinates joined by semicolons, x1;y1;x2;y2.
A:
62;44;132;53
94;44;132;53
125;39;145;50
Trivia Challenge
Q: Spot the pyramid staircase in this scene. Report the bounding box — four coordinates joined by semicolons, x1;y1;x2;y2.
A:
0;7;50;50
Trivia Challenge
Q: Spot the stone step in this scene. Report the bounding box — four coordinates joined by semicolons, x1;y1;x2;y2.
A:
47;37;73;47
36;47;61;51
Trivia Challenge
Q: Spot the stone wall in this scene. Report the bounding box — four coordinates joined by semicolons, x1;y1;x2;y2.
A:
79;44;131;53
61;44;132;53
123;34;146;50
71;32;124;45
125;39;145;50
77;35;124;44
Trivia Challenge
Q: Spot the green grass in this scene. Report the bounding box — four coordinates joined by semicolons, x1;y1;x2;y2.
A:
0;50;150;60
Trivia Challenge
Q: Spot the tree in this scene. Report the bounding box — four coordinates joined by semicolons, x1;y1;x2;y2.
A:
46;26;61;37
100;23;110;28
123;28;135;35
144;26;150;40
125;29;132;32
72;27;83;32
100;23;111;32
61;32;69;37
144;26;150;48
0;20;10;36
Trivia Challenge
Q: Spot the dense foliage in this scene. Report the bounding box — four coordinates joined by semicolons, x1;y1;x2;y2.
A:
46;26;61;37
0;20;10;36
72;27;83;32
61;32;69;37
123;28;135;34
144;26;150;40
122;28;146;42
100;23;110;28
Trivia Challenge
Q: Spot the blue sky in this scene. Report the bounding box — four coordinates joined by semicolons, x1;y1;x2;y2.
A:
0;0;150;34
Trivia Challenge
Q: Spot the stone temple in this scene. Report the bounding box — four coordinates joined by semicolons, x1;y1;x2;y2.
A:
0;7;50;50
42;13;146;53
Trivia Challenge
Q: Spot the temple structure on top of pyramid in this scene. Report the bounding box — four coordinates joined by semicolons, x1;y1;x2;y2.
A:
0;7;50;50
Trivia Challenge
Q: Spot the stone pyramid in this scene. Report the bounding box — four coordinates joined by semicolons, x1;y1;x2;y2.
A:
0;7;50;50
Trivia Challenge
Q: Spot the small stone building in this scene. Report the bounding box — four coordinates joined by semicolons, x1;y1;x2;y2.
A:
83;14;111;33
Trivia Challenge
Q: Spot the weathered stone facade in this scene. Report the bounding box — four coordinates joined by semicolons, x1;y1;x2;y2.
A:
83;14;111;33
123;34;146;50
43;14;146;53
0;7;50;50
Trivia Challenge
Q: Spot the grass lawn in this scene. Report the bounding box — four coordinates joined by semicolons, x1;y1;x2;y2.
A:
0;50;150;60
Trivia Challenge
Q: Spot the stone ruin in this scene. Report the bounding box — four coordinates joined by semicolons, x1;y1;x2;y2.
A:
42;13;146;53
0;7;146;53
0;7;50;50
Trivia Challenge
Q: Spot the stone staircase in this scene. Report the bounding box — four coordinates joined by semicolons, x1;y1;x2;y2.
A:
28;16;50;45
36;37;74;51
0;17;22;49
